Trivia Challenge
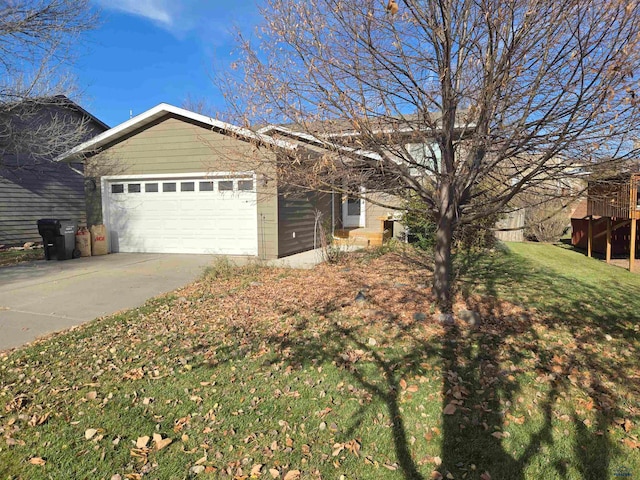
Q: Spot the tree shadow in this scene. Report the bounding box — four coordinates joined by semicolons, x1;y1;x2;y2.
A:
447;245;638;479
195;247;638;479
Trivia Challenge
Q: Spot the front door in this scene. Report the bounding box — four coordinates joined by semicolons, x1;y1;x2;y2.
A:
342;194;366;227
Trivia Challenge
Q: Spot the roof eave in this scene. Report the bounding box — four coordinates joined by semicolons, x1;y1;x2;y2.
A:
55;103;296;163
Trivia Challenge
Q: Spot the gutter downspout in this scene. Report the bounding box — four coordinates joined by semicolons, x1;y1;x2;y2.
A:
331;191;335;238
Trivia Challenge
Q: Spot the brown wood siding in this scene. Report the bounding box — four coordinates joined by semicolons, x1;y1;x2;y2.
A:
588;180;631;219
572;217;639;255
85;114;279;258
278;191;331;257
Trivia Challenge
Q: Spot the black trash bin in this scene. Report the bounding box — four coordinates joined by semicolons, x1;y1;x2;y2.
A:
37;219;79;260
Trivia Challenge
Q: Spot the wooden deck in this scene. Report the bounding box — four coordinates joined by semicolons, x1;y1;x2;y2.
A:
584;173;640;271
334;228;386;247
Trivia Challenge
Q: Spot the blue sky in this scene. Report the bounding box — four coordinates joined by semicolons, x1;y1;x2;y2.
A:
75;1;262;128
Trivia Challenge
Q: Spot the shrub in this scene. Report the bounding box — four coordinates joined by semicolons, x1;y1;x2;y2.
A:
524;200;570;243
402;196;500;252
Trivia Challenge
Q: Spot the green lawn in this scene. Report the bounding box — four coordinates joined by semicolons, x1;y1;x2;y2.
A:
0;244;638;480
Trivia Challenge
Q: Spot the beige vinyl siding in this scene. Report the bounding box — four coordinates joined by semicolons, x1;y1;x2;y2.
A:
364;192;406;239
86;114;279;259
88;115;266;175
278;191;331;257
363;193;405;238
256;175;278;259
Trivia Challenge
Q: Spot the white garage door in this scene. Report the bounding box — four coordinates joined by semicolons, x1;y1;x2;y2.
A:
104;174;258;255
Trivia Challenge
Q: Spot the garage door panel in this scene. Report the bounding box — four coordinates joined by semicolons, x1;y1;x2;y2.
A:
106;176;258;255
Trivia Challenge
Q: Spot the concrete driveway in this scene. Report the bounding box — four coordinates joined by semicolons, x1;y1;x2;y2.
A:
0;253;215;351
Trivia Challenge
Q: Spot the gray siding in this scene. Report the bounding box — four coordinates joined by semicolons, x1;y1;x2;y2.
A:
0;162;86;244
0;101;107;246
278;191;332;257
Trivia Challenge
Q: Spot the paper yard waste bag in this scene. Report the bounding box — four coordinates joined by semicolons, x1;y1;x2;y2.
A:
75;227;91;257
90;224;108;256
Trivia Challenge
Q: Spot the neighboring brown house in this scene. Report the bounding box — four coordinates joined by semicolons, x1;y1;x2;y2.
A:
0;96;108;245
571;172;640;270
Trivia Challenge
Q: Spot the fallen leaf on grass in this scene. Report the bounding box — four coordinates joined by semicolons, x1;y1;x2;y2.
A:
480;472;492;480
430;471;443;480
283;470;301;480
85;428;98;440
269;468;280;478
136;436;150;448
251;464;263;476
28;412;50;426
443;403;457;415
29;457;46;466
152;433;172;450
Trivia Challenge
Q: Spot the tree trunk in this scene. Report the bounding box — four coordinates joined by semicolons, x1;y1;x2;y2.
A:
433;212;454;313
433;182;456;314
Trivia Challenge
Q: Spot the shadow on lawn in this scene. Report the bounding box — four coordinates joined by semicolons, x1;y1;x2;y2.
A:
208;248;638;479
449;246;639;479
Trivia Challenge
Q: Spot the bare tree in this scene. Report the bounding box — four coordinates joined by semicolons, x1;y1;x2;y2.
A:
0;0;98;166
221;0;640;313
182;94;216;117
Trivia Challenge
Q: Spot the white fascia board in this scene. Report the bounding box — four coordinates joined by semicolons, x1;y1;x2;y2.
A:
259;125;383;162
101;172;255;182
55;103;296;163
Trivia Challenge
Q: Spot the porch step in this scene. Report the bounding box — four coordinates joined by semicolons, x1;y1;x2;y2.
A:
334;229;385;247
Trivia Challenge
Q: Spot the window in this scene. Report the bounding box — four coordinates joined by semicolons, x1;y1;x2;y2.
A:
199;181;214;191
163;182;177;192
218;180;233;191
128;183;141;193
406;142;441;174
347;197;361;216
145;183;158;192
111;184;124;194
181;181;195;192
238;179;253;191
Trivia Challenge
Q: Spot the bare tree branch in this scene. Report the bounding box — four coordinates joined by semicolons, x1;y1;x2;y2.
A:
0;0;98;166
221;0;640;311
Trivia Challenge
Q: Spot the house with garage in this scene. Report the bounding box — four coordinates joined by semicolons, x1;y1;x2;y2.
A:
58;103;588;259
0;96;109;245
56;103;336;259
